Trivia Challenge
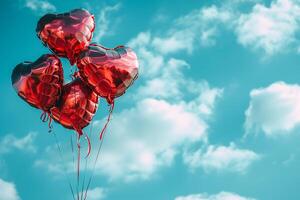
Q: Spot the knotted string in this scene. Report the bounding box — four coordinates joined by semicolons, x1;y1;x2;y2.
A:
40;111;53;132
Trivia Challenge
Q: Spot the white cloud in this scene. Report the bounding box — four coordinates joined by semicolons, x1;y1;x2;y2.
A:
183;143;259;173
0;132;37;154
175;191;256;200
151;5;232;55
93;4;121;42
128;32;165;77
80;187;106;200
91;97;208;181
184;81;223;116
25;0;56;13
152;35;194;55
135;58;189;100
0;179;21;200
235;0;300;55
245;81;300;136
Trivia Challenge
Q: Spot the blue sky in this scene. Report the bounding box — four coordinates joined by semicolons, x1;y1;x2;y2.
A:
1;0;300;199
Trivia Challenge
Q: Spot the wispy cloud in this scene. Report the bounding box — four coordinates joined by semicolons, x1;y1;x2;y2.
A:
183;143;260;173
175;191;256;200
93;3;121;43
128;32;164;77
34;143;74;175
0;178;21;200
0;132;37;154
25;0;56;13
245;81;300;137
151;5;233;55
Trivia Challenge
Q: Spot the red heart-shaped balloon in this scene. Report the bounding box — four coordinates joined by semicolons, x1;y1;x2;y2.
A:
77;44;139;104
11;54;64;111
36;9;95;65
51;78;98;135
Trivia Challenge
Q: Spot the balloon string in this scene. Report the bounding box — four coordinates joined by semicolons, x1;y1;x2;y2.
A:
100;102;114;140
84;103;114;200
85;134;91;158
80;124;94;200
69;73;75;80
47;112;53;132
52;131;76;200
70;135;76;189
77;135;81;200
70;66;75;80
83;135;105;200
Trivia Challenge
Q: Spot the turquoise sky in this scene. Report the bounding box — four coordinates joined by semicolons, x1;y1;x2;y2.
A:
1;0;300;200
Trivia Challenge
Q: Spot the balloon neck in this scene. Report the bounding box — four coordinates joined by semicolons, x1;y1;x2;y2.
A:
75;127;83;136
106;95;114;105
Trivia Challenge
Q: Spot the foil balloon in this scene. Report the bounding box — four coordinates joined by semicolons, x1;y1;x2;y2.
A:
51;78;98;136
12;7;139;200
36;9;95;65
11;54;64;112
77;44;139;104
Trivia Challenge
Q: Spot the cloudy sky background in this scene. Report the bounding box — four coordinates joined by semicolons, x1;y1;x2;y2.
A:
1;0;300;199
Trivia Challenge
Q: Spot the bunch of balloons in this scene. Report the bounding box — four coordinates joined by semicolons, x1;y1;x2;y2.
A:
11;8;139;139
12;8;139;200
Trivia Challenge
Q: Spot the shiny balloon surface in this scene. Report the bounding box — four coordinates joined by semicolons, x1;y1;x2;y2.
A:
77;44;138;104
12;54;64;111
51;78;98;135
36;9;95;65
